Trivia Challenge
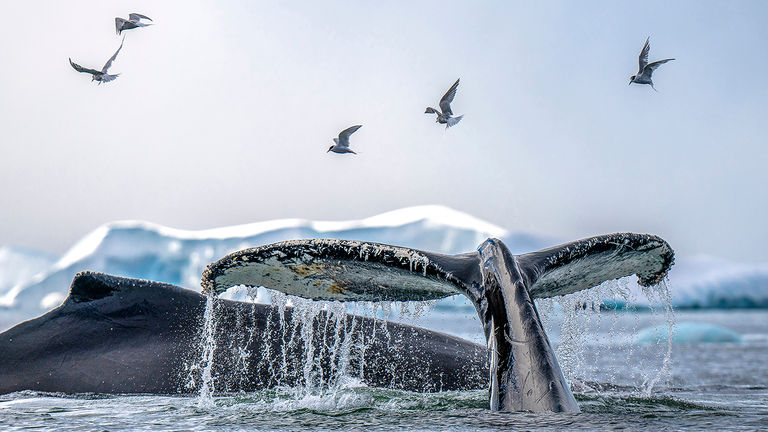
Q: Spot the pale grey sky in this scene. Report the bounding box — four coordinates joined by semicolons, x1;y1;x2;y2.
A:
1;1;766;261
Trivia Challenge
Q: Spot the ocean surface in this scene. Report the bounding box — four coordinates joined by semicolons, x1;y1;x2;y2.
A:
1;305;766;431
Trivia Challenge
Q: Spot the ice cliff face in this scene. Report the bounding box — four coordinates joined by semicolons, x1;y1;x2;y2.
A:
0;206;548;329
662;256;768;309
0;246;59;311
0;205;766;331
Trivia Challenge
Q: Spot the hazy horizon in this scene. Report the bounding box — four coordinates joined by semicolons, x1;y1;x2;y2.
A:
1;1;767;261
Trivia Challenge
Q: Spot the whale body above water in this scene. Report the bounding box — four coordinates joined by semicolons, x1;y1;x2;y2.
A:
0;233;673;413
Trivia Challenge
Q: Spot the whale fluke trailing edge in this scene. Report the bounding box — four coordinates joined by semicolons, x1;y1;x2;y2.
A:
202;233;674;413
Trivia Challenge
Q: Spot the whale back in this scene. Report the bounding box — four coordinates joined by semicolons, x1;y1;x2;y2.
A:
0;271;489;394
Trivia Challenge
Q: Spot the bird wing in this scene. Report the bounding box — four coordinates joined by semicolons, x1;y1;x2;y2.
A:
115;17;126;35
337;125;362;147
645;58;674;71
425;107;439;115
638;37;650;74
102;37;125;73
69;58;100;75
643;58;674;76
129;13;152;22
439;78;460;116
100;73;120;83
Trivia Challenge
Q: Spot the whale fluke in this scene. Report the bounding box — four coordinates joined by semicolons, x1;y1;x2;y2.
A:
202;233;673;302
202;233;674;413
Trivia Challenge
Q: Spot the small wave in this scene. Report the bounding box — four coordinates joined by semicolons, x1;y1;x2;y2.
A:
196;386;488;415
576;393;722;414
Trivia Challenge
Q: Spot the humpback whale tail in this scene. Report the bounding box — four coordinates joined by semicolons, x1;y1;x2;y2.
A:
202;233;674;413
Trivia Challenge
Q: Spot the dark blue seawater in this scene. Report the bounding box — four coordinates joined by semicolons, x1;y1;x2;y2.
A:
1;309;766;431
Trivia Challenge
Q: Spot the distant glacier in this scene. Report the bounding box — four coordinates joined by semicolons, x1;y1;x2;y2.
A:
1;205;766;331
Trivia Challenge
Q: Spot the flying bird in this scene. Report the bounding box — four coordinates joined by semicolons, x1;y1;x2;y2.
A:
425;78;463;128
115;13;153;35
327;125;362;155
69;38;125;84
629;37;674;91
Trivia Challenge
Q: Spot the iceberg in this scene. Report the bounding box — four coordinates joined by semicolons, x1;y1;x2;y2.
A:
1;205;767;332
0;246;59;305
605;255;768;311
0;205;552;330
635;322;742;344
0;246;58;290
660;256;768;309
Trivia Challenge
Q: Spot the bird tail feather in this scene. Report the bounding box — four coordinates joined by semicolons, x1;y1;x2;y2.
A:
446;115;463;128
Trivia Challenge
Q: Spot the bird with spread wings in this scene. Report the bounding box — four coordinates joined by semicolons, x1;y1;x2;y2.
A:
425;78;463;128
327;125;363;155
629;37;674;91
115;13;153;35
69;37;125;84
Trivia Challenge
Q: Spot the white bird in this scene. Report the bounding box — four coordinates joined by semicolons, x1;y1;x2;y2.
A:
425;78;463;128
629;37;674;91
69;38;125;85
327;125;362;155
115;13;153;35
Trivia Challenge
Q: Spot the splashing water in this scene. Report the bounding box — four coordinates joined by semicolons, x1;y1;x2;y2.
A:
640;278;675;396
191;286;439;410
192;276;675;409
196;293;218;408
536;276;676;397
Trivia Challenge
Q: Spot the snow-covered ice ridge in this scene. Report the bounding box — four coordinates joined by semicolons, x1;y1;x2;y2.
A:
0;206;540;329
0;205;766;330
